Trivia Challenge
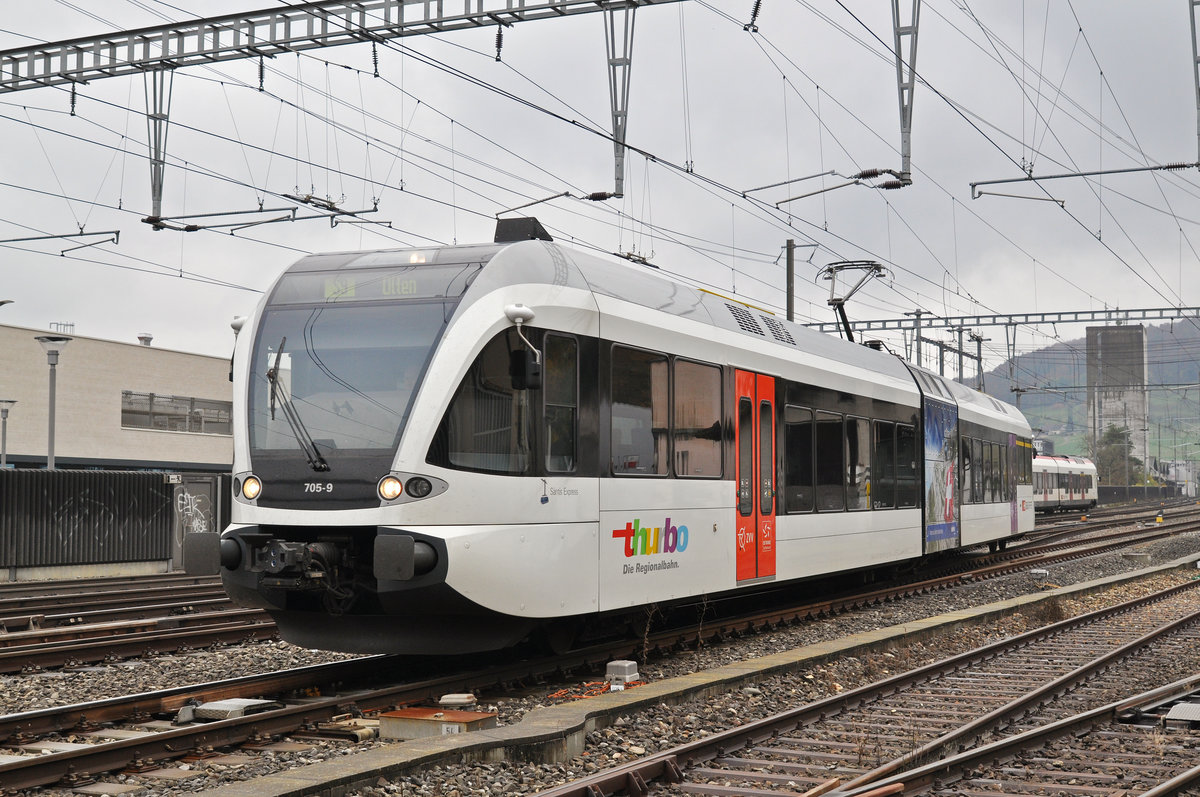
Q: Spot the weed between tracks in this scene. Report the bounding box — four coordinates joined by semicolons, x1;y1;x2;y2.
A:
1031;598;1068;625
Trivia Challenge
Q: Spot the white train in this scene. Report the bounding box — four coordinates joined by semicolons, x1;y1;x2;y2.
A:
1032;454;1098;514
185;221;1036;653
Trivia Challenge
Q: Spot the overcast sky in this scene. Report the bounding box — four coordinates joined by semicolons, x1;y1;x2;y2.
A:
1;1;1197;376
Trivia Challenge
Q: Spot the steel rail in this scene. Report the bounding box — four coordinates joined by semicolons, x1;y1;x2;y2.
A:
0;617;278;673
1;515;1187;677
834;673;1200;797
0;572;219;598
0;656;394;741
721;520;1200;634
530;579;1200;797
4;551;1198;789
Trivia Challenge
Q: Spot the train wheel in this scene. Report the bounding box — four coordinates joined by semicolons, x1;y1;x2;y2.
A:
537;620;580;655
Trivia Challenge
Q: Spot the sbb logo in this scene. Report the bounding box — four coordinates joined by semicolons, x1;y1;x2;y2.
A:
612;518;689;557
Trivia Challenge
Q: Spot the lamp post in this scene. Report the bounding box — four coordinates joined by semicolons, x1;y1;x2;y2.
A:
0;400;14;468
34;335;72;469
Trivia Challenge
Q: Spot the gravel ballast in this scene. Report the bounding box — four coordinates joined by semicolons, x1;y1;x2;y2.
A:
10;533;1200;796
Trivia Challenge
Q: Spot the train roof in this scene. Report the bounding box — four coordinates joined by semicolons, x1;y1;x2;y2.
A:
1035;454;1095;464
277;238;916;381
274;238;1027;431
906;362;1029;435
483;240;921;384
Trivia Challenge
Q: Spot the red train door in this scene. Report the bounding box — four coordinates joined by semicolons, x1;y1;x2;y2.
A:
735;370;777;582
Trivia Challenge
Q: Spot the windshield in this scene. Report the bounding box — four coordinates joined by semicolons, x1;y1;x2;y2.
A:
248;301;449;463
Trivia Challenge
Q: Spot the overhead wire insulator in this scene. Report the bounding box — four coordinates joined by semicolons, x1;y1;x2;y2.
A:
69;83;76;116
744;0;762;32
877;180;908;190
258;55;265;91
372;42;379;77
495;29;504;62
853;168;884;179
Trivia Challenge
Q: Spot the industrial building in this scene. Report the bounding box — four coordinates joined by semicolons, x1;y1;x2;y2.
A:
1086;324;1150;465
0;323;232;471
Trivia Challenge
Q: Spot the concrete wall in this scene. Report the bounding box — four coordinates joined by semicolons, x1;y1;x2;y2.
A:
0;323;232;469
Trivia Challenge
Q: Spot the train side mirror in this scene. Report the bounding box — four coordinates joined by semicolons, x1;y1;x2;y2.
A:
503;304;541;390
510;348;542;390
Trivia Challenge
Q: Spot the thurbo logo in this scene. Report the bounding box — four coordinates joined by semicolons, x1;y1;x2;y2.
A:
612;518;689;557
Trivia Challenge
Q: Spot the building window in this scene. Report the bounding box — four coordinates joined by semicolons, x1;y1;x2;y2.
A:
121;391;232;435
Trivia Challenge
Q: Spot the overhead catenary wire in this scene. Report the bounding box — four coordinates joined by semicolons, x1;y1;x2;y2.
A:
0;0;1104;328
2;1;1197;375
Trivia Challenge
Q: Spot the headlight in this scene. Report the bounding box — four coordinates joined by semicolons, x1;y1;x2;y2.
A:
241;475;262;500
378;475;404;501
405;477;433;498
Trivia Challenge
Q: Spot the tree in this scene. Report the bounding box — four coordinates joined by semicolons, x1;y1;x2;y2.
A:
1091;424;1144;486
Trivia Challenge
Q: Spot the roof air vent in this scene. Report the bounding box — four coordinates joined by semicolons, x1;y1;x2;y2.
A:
760;315;795;345
725;303;765;336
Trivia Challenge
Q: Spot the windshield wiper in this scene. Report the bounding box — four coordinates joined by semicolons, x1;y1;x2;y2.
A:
266;337;330;472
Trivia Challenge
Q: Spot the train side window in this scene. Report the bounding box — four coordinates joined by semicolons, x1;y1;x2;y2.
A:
980;442;992;502
543;334;577;473
1001;445;1010;500
960;436;974;504
846;416;871;511
872;420;896;509
611;346;669;476
815;411;845;511
981;442;991;502
896;423;918;507
972;438;984;504
434;331;532;474
673;360;722;478
990;442;1002;502
783;405;814;513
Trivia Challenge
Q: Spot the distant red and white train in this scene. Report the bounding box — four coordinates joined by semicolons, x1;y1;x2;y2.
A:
1032;454;1098;513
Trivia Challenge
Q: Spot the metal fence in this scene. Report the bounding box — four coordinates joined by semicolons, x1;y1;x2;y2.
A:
0;470;230;570
1098;485;1180;505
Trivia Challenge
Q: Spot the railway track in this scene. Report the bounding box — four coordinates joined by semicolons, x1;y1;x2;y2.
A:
2;517;1195;675
0;573;274;673
1034;498;1197;527
0;573;240;632
4;567;1199;793
533;579;1200;797
1026;500;1200;542
861;675;1200;797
